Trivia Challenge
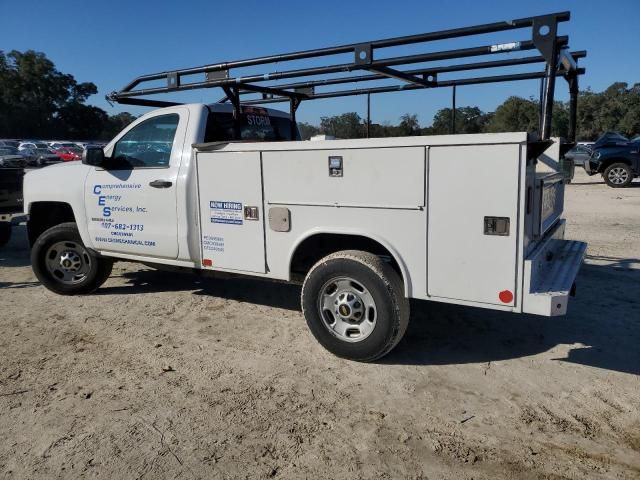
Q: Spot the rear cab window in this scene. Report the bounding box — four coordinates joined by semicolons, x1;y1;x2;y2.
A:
204;107;299;143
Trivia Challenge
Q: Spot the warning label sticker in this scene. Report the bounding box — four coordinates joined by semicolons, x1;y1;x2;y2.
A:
210;201;243;225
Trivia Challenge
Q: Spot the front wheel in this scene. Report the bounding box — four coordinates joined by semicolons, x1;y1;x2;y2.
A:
31;222;112;295
603;163;633;188
301;250;410;362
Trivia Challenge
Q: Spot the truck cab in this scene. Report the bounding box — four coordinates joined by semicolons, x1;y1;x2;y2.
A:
24;103;296;259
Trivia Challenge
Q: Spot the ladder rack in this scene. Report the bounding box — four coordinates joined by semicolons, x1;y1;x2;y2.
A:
108;11;585;141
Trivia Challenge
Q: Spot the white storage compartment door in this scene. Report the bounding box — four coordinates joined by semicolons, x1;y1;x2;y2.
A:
427;144;521;306
262;147;425;208
197;151;266;274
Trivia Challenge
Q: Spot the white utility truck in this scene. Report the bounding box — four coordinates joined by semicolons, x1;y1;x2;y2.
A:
23;12;587;361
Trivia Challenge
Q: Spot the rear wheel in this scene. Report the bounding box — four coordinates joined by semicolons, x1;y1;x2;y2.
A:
31;222;112;295
301;250;410;362
603;163;633;188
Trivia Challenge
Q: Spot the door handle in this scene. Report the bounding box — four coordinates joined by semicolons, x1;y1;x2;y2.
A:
149;180;172;188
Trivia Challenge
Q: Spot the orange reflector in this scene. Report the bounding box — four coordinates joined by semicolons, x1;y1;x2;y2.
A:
499;290;513;303
202;259;213;267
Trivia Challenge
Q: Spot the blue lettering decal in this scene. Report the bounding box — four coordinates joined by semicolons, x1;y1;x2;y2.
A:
98;196;106;206
103;206;112;217
93;185;101;195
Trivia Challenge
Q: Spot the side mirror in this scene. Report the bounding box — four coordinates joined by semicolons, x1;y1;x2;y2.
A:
82;146;105;166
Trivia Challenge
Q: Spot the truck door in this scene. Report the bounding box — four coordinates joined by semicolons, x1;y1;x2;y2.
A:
84;108;189;259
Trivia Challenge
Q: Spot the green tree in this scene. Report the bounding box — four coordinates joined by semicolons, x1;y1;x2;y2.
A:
296;121;320;140
619;83;640;137
99;112;137;140
485;97;539;134
320;112;365;139
576;82;640;140
398;113;420;136
430;106;491;134
0;50;106;139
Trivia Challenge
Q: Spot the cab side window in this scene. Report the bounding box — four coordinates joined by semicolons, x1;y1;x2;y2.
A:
111;114;179;168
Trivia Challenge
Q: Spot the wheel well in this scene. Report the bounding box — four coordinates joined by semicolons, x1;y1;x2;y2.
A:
27;202;76;246
599;158;631;172
290;233;404;282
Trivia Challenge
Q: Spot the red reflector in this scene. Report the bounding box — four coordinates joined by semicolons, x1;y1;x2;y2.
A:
499;290;514;303
202;259;213;267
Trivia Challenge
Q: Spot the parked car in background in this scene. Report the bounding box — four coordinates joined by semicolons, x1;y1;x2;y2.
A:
585;134;640;187
18;142;62;167
53;146;83;162
49;141;82;151
0;150;26;246
564;143;593;168
0;140;21;149
0;146;28;168
19;141;50;152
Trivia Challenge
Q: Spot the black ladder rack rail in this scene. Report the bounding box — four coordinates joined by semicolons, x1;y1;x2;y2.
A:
108;11;585;141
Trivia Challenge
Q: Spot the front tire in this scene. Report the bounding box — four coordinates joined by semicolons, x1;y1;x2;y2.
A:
301;250;410;362
603;163;633;188
31;222;112;295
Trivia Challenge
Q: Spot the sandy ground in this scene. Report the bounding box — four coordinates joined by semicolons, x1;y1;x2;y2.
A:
0;169;639;479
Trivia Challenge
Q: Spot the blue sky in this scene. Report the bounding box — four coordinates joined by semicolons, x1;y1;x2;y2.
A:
1;0;638;126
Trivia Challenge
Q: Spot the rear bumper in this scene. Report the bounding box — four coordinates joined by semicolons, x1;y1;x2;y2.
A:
523;220;587;316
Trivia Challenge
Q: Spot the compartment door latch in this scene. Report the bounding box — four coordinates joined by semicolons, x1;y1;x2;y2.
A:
244;206;260;220
484;216;510;236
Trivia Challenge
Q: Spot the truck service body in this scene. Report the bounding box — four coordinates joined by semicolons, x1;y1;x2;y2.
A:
22;12;587;360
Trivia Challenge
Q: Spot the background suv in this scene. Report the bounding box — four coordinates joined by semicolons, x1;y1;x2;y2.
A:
585;133;640;187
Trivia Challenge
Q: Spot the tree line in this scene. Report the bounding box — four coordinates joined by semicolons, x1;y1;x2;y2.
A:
299;82;640;141
1;50;639;142
0;50;136;140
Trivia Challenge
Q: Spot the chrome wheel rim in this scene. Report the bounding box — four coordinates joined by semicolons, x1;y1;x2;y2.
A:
608;167;629;185
45;241;92;285
318;277;377;343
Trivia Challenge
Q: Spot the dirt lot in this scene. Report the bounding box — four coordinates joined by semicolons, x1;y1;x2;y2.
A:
0;169;639;479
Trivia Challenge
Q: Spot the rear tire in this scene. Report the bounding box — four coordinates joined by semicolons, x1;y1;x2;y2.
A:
603;163;633;188
0;222;11;247
301;250;410;362
31;222;112;295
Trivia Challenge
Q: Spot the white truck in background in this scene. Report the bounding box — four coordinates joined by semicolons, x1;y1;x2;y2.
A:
22;13;587;360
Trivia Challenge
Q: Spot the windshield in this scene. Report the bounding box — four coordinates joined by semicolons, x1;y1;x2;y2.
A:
1;141;19;148
34;143;50;149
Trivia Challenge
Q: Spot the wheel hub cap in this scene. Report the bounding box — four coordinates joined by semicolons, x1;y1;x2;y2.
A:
609;167;628;184
44;241;91;285
59;251;82;272
319;277;377;343
335;291;364;322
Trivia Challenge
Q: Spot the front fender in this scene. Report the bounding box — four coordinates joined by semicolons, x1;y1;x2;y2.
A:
24;163;92;246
